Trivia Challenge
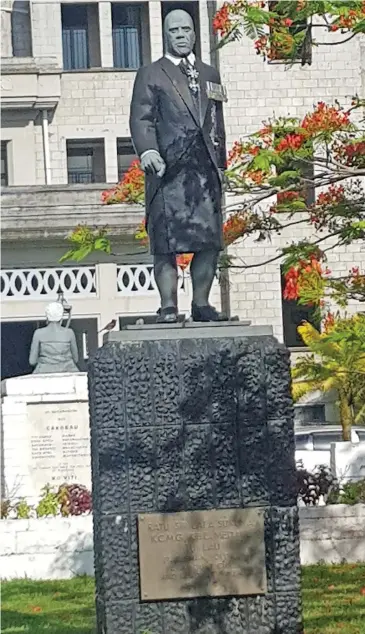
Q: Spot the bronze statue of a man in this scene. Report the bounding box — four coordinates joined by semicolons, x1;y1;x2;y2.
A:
130;9;227;323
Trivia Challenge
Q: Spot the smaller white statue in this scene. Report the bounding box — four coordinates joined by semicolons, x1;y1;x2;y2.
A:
29;302;79;374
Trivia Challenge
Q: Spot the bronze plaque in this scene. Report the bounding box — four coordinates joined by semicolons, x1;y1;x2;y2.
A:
138;508;267;601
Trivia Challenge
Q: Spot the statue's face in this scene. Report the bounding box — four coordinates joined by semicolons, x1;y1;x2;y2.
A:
164;11;196;58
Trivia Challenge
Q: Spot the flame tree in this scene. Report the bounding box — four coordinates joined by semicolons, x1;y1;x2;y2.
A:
213;0;365;65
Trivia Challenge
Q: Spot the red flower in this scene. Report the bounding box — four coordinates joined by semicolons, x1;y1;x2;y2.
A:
101;160;144;205
283;267;300;300
254;35;268;53
301;102;350;135
276;133;305;152
248;145;260;156
334;141;365;168
283;18;293;27
213;3;231;36
223;213;248;246
176;254;193;271
323;311;335;332
277;191;300;204
227;141;244;165
258;125;273;137
317;184;345;207
283;256;324;301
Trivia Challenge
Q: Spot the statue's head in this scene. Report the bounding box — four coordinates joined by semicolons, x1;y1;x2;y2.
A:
45;302;64;323
164;9;196;58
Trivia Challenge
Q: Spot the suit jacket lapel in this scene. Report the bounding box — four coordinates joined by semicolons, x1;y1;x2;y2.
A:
195;60;209;127
159;57;199;127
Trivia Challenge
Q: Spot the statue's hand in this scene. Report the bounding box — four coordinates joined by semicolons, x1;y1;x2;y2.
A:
141;151;166;178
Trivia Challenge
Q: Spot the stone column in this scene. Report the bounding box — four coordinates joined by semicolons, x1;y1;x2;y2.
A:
199;0;211;64
99;1;114;68
88;323;303;634
148;0;163;61
30;1;63;67
1;7;13;57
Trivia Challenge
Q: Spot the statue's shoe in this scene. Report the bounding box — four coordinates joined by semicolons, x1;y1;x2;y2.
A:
191;303;227;322
156;307;178;323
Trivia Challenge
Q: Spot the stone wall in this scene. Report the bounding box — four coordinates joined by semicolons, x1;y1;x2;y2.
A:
1;505;364;580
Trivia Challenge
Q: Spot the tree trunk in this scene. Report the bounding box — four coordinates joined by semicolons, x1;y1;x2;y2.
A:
339;391;354;441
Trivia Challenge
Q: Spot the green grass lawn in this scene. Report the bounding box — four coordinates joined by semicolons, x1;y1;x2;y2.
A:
1;564;365;633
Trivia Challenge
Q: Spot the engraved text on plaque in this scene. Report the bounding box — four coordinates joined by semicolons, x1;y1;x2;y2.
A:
138;508;267;601
27;401;91;490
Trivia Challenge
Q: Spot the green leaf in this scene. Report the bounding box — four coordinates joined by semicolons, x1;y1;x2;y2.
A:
245;6;269;23
353;19;365;34
289;199;308;210
242;16;265;40
269;170;301;186
94;237;111;253
71;245;93;262
251;154;271;172
59;249;77;264
215;23;242;50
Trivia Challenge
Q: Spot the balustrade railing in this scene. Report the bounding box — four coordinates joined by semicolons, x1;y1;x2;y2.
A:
116;264;186;296
1;267;97;300
1;264;187;301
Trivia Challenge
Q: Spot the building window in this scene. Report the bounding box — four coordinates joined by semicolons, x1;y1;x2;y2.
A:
112;3;149;69
66;139;106;184
281;267;320;348
268;1;310;64
61;3;101;70
1;142;8;187
117;138;136;179
161;1;201;57
11;1;32;57
294;404;326;426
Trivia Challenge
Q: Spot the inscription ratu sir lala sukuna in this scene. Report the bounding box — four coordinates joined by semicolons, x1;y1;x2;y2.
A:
138;508;267;601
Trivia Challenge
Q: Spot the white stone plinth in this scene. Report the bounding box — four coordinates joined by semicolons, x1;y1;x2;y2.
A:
1;373;91;503
330;441;365;483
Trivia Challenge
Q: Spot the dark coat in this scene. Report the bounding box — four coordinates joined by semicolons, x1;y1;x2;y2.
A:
129;57;227;255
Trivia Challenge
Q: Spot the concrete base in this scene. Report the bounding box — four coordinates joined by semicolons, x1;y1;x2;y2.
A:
89;323;303;634
1;373;90;503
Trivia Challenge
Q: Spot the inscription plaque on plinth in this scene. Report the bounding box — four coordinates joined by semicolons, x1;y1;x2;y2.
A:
138;508;267;601
27;401;91;489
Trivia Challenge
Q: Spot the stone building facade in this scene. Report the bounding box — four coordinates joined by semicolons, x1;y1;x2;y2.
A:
1;1;364;391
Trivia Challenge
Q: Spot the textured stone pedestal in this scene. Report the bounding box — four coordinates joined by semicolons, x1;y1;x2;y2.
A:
88;323;303;634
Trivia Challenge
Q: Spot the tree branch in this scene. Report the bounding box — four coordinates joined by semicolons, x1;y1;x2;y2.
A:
222;230;343;270
316;33;357;46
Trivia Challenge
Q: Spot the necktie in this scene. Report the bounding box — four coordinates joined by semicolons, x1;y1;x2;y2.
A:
179;58;200;116
179;58;199;95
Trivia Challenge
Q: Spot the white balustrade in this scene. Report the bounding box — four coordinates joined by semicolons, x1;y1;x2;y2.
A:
1;264;187;301
1;267;97;301
117;264;186;295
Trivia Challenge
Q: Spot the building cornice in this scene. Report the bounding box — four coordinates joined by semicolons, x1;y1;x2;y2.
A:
0;56;61;75
1;185;144;242
0;58;61;111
